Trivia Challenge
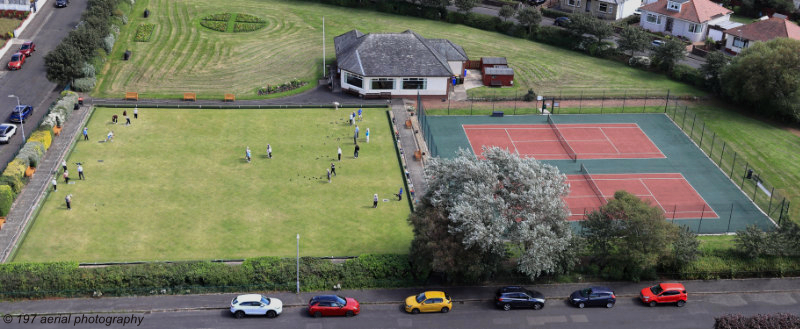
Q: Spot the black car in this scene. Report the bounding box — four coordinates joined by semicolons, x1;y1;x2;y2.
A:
554;17;571;27
495;286;545;311
569;286;616;308
55;0;68;7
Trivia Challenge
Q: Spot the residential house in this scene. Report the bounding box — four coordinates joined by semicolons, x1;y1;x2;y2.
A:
333;29;468;99
559;0;643;20
723;16;800;54
639;0;732;43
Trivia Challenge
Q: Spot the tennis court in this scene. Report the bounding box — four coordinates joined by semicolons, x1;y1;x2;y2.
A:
463;119;664;160
566;165;717;221
420;113;775;233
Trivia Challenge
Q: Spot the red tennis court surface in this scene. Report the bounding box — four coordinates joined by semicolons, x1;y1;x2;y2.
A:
463;124;665;160
566;173;718;221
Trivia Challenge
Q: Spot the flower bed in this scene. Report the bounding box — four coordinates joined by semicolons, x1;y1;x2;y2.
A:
134;23;155;42
202;13;230;21
200;13;265;33
234;13;264;23
200;20;227;32
257;79;307;95
233;22;265;32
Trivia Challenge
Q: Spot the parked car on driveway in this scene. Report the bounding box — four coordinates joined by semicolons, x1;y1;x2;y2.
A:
569;286;616;308
405;291;452;314
19;42;35;57
308;295;360;317
651;39;665;48
554;17;571;27
230;294;282;319
640;283;687;307
495;286;545;311
7;53;25;70
0;124;17;144
9;105;33;123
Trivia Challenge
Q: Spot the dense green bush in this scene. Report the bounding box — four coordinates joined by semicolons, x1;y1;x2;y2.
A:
16;142;45;168
0;254;419;299
0;159;28;194
669;64;702;87
532;26;577;49
0;184;14;217
28;130;52;151
72;76;97;92
102;33;115;54
714;313;800;329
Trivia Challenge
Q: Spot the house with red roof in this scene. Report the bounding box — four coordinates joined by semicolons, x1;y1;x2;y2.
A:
639;0;732;43
723;16;800;54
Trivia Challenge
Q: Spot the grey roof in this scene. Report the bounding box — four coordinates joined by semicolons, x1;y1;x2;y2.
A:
482;57;507;65
427;39;468;61
485;67;514;75
334;29;460;77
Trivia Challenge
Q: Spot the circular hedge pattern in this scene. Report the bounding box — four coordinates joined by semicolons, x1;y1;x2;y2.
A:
200;13;266;33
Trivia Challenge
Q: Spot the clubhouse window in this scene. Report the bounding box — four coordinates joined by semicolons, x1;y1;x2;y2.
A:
646;14;661;24
402;78;427;90
371;78;395;90
345;72;363;89
567;0;581;6
733;37;748;48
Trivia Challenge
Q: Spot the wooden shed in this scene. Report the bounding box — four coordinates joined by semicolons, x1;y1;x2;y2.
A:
480;57;508;69
482;66;515;87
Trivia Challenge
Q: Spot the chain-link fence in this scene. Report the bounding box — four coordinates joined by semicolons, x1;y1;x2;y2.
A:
666;105;791;226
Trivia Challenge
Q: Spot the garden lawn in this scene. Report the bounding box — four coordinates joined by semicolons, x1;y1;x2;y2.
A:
95;0;703;100
13;108;411;262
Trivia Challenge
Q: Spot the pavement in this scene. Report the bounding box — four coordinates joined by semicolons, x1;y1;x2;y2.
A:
2;277;800;315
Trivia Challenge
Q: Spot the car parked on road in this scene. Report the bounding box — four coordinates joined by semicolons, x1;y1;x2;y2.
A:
19;42;35;57
640;283;687;307
308;295;360;317
230;294;282;319
9;105;33;123
495;286;545;311
0;124;17;144
569;286;616;308
55;0;68;7
405;291;452;314
7;53;25;70
554;17;571;27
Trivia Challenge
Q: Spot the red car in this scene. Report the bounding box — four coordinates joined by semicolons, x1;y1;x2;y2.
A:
640;283;687;307
308;295;360;317
19;42;35;57
7;52;25;70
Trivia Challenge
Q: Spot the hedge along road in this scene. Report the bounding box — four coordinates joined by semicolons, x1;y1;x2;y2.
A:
0;0;88;171
94;0;704;100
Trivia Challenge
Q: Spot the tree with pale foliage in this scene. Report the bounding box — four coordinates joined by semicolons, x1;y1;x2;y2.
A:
516;6;543;35
616;25;650;57
454;0;479;13
499;5;516;22
409;147;573;282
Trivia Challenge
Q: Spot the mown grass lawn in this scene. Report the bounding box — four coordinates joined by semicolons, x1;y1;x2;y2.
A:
13;107;411;262
95;0;703;100
689;101;800;223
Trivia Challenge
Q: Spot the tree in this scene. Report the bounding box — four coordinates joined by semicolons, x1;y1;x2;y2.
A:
454;0;478;14
721;38;800;121
499;5;516;22
409;147;573;281
566;13;613;44
44;43;84;85
582;191;682;280
700;51;729;95
616;25;650;57
671;225;700;270
735;222;800;257
650;38;686;72
516;6;542;35
419;0;449;9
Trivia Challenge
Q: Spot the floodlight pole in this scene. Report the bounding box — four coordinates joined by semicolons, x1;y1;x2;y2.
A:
8;95;24;141
296;234;300;294
322;17;326;77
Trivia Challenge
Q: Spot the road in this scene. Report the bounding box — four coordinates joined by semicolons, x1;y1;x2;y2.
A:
2;291;797;328
0;0;86;168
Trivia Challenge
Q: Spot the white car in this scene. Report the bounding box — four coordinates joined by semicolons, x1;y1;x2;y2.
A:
230;294;282;319
0;124;17;144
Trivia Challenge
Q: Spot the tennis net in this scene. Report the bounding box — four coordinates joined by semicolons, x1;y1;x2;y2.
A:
547;115;577;161
581;163;607;205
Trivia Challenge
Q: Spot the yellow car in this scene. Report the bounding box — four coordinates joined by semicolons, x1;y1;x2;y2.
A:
405;291;452;314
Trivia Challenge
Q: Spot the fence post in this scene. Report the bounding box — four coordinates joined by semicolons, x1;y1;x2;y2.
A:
727;203;734;233
470;100;473;115
699;122;706;148
752;179;759;199
690;113;697;139
709;133;716;158
700;204;706;221
601;91;605;114
514;90;517;115
697;216;703;233
493;90;496;111
579;91;583;112
672;205;677;223
767;187;775;214
682;106;688;128
741;162;748;187
643;90;647;112
622;90;625;113
729;152;737;177
664;89;670;112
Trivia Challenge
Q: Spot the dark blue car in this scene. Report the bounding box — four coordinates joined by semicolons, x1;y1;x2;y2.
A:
9;105;33;123
554;17;571;27
569;286;616;308
55;0;68;7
